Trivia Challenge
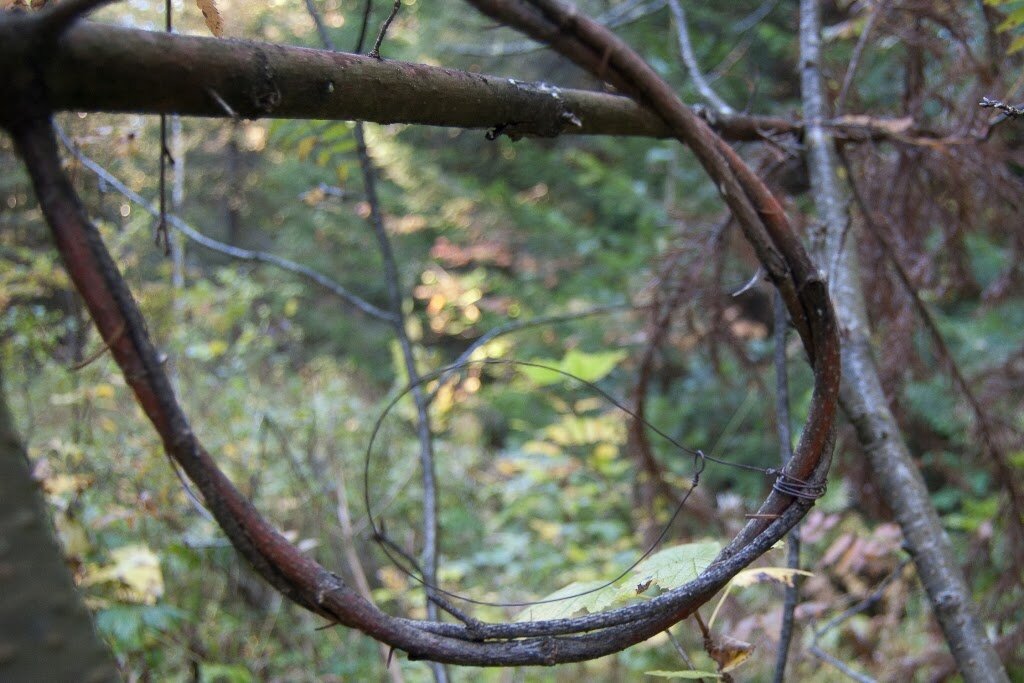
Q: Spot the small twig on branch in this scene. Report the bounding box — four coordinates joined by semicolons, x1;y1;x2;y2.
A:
69;322;124;371
665;628;705;682
808;645;876;683
35;0;117;36
335;467;407;683
370;0;402;59
979;96;1024;121
447;0;665;57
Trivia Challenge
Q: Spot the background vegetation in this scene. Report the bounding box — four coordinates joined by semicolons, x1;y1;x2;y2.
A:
2;0;1023;680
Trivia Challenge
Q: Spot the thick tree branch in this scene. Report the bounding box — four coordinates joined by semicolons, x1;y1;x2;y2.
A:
0;18;941;146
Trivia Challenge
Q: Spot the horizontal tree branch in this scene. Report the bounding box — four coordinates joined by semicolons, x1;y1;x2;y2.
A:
31;20;928;144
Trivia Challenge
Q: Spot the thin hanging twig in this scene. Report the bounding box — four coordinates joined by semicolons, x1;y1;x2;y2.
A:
771;290;800;683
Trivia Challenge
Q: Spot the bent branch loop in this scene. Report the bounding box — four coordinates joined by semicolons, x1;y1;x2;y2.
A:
2;0;839;666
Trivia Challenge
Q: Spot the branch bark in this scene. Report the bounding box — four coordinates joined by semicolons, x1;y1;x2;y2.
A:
0;18;940;146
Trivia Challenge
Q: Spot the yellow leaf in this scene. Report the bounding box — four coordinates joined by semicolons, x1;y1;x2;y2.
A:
195;0;223;37
522;440;561;457
92;383;116;400
207;339;229;357
494;459;521;476
56;516;91;558
42;473;93;496
297;137;316;161
529;519;562;543
82;545;164;605
593;442;618;461
730;566;813;588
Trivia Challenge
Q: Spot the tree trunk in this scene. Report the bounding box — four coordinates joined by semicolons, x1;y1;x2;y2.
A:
799;1;1007;679
0;361;120;682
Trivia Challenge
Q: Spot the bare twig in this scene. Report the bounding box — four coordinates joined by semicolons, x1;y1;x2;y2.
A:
446;0;666;57
806;559;908;683
666;628;705;682
733;0;780;33
835;0;890;114
69;322;124;371
155;0;173;255
771;290;800;683
808;645;876;683
353;116;447;683
35;0;117;36
370;0;402;59
667;0;734;115
314;0;443;678
840;151;1024;537
56;125;396;323
336;468;407;683
979;96;1024;120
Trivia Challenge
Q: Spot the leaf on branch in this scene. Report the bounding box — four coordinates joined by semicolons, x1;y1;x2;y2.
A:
644;671;721;679
706;633;754;673
626;540;722;593
195;0;224;37
514;579;619;622
729;566;813;588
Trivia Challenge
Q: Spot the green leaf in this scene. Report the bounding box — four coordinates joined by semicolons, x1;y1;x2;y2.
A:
521;349;627;387
200;663;254;683
562;349;627;382
514;579;618;622
997;5;1024;32
630;541;722;592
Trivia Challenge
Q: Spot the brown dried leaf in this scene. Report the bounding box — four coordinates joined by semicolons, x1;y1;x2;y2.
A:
705;633;754;673
195;0;223;37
